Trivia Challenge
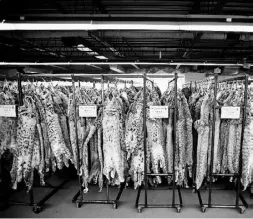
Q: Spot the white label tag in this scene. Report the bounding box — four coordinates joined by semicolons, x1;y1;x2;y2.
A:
150;106;168;118
0;105;16;117
221;106;240;119
79;105;97;117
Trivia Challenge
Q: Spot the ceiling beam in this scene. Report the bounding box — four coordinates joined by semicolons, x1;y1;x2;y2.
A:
88;31;128;73
46;0;68;14
176;32;203;69
182;32;203;58
132;64;140;69
0;36;66;59
190;0;201;14
88;31;124;58
92;0;107;14
213;0;227;15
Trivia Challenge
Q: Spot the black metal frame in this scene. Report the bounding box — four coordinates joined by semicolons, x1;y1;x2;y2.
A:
196;74;249;214
71;74;126;209
136;72;183;213
0;72;71;214
6;178;69;214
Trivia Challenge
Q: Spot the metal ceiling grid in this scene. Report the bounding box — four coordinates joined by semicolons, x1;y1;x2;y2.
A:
1;0;253;21
1;0;253;15
0;0;253;75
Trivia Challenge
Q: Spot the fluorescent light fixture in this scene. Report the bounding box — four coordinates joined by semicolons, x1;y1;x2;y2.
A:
87;52;99;56
95;56;108;60
35;48;46;52
109;47;117;52
76;44;92;52
77;47;92;52
49;52;58;56
2;22;253;32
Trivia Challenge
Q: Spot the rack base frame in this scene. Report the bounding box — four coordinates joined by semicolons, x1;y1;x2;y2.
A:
135;185;183;213
196;189;248;214
72;181;126;209
2;178;69;214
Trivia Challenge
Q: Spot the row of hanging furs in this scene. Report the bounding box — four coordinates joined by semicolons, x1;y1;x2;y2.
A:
182;78;253;191
0;79;193;193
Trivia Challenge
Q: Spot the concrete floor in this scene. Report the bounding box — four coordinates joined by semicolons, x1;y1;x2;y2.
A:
1;178;253;218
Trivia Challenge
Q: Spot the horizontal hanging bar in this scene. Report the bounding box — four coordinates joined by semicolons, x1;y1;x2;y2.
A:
146;173;173;176
211;173;239;177
2;21;253;33
4;14;253;20
24;73;180;79
0;62;249;67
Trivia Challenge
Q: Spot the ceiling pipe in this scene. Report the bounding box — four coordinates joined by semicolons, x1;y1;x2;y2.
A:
103;32;253;41
1;31;253;41
2;21;253;33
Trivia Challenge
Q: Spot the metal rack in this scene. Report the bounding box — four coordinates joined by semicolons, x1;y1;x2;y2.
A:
0;72;71;214
196;74;249;214
69;73;131;209
2;72;133;211
23;72;177;209
135;72;183;213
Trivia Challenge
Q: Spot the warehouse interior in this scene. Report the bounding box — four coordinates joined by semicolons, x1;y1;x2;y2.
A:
1;0;253;218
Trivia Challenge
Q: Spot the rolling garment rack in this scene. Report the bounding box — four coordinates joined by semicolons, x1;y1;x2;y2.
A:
0;72;70;214
70;73;128;209
20;73;135;209
196;74;249;214
15;73;132;209
136;72;183;213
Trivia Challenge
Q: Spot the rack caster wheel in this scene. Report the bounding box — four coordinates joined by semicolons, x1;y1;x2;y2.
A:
137;207;142;213
201;207;206;213
239;207;246;214
176;207;181;213
76;202;82;208
33;206;42;214
113;203;118;209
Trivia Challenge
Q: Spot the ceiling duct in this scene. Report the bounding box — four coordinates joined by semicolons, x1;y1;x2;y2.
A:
102;32;253;41
61;37;94;49
1;31;253;42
